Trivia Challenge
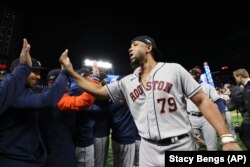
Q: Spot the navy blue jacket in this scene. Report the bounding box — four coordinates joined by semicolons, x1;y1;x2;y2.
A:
75;107;96;147
110;101;138;144
0;71;68;166
0;64;31;114
68;85;96;147
92;99;112;138
39;104;76;167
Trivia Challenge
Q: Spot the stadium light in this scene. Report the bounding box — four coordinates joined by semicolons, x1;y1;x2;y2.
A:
203;62;215;87
84;59;112;69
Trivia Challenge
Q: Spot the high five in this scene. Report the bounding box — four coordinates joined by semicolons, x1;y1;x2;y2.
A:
60;35;241;167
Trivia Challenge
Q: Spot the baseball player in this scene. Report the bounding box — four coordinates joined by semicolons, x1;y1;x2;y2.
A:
60;35;241;167
93;73;112;167
39;69;76;167
216;87;237;140
59;68;99;167
0;48;69;167
110;99;136;167
132;67;141;167
187;66;226;150
0;38;32;113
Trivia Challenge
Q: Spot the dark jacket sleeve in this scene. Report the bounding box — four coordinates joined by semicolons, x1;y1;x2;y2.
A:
11;71;68;109
226;98;237;111
214;98;226;113
0;64;31;114
244;82;250;115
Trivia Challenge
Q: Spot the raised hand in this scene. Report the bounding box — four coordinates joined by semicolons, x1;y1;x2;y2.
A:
19;38;32;67
92;60;100;77
59;49;74;71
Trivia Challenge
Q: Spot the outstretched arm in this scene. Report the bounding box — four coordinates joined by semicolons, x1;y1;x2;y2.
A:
58;92;95;111
0;38;32;113
59;50;109;99
58;79;99;111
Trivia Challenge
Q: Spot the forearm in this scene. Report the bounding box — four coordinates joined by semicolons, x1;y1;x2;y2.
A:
67;69;108;99
199;100;230;136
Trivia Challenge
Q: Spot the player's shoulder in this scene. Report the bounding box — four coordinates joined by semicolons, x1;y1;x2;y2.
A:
201;82;215;90
160;62;183;69
118;74;137;82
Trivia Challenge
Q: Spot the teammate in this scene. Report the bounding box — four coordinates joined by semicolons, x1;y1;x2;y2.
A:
216;87;237;139
58;67;99;167
93;72;112;167
132;66;141;167
187;66;226;150
0;49;69;167
110;76;137;167
0;38;32;113
60;35;241;166
39;69;76;167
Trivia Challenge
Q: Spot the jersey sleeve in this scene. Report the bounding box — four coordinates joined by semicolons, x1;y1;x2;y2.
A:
105;80;124;102
206;83;220;102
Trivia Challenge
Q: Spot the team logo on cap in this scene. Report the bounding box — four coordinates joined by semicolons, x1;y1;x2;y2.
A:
80;73;85;77
37;61;41;67
145;39;152;44
49;76;56;80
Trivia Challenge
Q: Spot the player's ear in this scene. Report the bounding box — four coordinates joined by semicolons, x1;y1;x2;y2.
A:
146;44;153;53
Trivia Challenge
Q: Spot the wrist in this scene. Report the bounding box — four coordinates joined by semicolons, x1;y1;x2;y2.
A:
220;134;236;145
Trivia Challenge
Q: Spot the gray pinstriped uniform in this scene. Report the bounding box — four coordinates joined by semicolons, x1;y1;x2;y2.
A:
186;82;219;150
105;62;201;166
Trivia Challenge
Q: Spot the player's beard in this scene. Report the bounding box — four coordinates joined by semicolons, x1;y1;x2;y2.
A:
130;57;140;70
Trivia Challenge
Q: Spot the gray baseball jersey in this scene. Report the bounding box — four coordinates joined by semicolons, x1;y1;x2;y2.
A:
187;82;220;113
105;62;201;140
186;82;220;150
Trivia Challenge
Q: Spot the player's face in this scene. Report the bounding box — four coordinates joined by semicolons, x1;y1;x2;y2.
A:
233;75;242;85
189;71;199;82
129;41;148;65
26;70;41;87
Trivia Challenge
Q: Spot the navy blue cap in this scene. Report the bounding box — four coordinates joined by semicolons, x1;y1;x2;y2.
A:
47;69;61;82
76;68;92;77
99;72;107;81
131;35;164;61
190;66;202;82
10;58;47;70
